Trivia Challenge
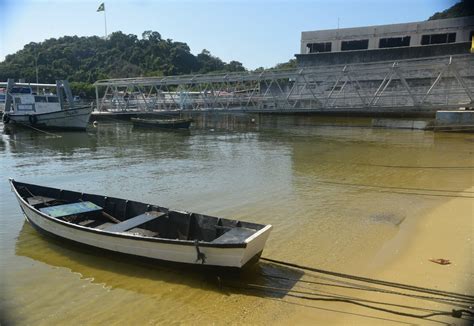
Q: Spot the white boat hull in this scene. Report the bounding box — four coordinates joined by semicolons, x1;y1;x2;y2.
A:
6;106;92;130
14;191;272;268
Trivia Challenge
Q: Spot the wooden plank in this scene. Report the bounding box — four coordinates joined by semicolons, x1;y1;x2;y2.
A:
103;211;165;233
126;228;159;237
102;211;121;223
211;227;256;244
39;201;102;218
95;222;115;230
78;219;96;227
27;196;56;206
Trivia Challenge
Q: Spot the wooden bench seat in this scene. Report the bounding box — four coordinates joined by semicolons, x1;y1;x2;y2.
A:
211;227;256;244
102;211;165;233
27;196;56;206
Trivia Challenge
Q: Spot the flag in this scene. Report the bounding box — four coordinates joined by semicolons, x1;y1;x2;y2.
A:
97;3;105;12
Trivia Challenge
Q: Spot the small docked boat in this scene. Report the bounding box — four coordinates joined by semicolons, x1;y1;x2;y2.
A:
0;88;5;113
1;79;92;130
131;117;192;129
10;179;272;268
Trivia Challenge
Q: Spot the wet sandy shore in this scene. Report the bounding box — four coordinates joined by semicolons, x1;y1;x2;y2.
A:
275;186;473;325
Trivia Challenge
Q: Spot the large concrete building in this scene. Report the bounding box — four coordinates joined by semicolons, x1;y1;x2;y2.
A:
297;16;474;66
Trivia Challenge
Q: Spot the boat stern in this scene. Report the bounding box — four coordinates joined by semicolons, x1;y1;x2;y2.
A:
239;224;272;267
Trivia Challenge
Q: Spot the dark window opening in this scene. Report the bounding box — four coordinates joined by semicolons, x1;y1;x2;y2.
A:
379;36;411;48
47;97;59;103
34;96;47;102
448;33;456;43
11;87;32;94
307;42;332;53
341;39;369;51
421;35;429;45
421;33;456;45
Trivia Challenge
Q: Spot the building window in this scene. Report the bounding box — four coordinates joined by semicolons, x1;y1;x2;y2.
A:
421;33;456;45
307;42;332;53
379;36;411;48
341;39;369;51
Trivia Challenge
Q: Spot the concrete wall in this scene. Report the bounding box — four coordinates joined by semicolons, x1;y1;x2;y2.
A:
301;16;474;54
296;42;471;67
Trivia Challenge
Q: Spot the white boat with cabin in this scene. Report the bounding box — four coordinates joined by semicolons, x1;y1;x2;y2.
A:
1;79;92;130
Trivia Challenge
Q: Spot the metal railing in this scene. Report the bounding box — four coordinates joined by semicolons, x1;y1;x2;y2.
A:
93;54;474;113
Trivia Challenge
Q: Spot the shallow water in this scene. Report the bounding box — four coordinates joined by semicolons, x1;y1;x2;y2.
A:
1;115;473;324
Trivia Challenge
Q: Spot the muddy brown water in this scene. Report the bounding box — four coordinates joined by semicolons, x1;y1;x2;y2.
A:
1;115;473;324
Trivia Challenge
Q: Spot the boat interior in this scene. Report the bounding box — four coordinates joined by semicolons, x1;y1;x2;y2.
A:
13;181;262;244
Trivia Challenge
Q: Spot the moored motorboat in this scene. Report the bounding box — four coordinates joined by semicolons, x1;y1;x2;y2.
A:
1;79;92;130
131;117;192;129
10;179;272;268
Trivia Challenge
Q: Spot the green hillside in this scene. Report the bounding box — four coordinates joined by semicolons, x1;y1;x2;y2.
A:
0;30;245;90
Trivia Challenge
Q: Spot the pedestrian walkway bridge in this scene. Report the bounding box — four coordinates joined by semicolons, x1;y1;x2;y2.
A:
94;54;473;114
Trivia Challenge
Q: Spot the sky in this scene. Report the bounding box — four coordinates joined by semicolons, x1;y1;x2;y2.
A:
0;0;456;69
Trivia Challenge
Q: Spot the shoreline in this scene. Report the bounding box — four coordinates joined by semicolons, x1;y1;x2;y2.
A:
339;185;473;324
375;185;473;293
276;186;473;325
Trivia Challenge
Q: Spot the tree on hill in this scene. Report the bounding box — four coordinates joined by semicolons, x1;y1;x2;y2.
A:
429;0;474;20
273;59;297;70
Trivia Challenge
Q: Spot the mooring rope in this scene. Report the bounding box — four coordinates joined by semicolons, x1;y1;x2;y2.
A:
313;179;474;198
218;258;474;321
260;257;474;302
258;272;473;306
335;161;474;169
16;122;62;138
223;282;473;320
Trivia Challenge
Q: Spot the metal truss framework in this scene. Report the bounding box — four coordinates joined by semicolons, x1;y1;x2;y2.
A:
94;54;474;112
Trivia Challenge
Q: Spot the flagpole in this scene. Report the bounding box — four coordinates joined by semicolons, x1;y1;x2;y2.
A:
103;7;108;39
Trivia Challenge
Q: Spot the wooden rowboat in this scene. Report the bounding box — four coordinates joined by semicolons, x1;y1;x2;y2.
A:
131;117;192;129
10;179;272;268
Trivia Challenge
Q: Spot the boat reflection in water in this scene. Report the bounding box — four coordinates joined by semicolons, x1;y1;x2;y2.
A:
131;117;193;130
15;221;302;297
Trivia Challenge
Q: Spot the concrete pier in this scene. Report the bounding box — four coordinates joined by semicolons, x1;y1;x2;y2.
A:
372;118;430;130
435;110;474;131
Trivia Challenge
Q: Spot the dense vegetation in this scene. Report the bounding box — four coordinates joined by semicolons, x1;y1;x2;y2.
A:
0;31;246;97
429;0;473;20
